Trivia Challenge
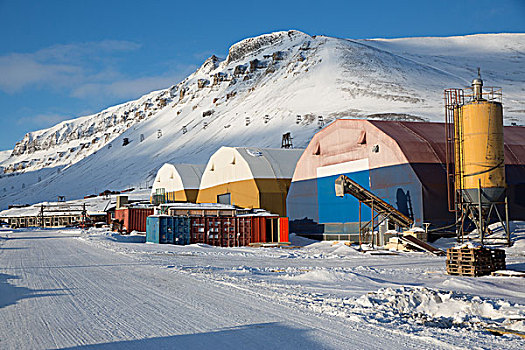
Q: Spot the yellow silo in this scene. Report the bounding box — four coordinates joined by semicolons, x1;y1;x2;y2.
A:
456;75;506;204
444;70;510;246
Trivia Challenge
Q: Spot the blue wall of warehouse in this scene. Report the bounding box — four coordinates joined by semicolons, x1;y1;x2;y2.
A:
287;163;426;234
317;169;371;223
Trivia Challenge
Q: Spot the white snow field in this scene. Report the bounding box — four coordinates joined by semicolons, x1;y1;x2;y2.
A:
1;227;524;349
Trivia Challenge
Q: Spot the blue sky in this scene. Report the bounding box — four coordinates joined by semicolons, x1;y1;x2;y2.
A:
0;0;524;150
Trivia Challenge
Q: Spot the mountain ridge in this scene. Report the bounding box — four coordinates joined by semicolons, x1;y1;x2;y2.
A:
0;30;524;209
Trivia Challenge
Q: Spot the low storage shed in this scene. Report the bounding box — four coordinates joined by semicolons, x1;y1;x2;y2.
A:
150;163;205;204
196;147;303;217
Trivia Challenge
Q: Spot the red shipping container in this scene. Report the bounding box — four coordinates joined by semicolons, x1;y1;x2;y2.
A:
190;217;206;244
115;208;153;233
250;216;266;243
279;217;289;243
187;215;286;246
235;217;251;247
190;217;240;247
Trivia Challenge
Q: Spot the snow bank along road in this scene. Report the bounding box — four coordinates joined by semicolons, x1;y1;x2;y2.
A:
0;229;524;349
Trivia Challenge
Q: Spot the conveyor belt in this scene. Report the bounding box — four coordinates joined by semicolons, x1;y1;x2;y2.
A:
335;174;413;229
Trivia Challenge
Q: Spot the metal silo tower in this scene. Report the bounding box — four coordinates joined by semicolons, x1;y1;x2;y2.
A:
444;69;511;246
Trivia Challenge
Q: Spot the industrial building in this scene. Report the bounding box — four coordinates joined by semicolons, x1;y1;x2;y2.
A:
0;200;109;228
150;163;205;204
196;147;303;217
286;119;525;240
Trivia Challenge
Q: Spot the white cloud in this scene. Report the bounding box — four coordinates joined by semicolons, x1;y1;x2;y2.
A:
71;66;196;100
17;113;74;127
0;40;141;93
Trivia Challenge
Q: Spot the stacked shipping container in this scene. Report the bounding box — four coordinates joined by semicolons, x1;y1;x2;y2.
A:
146;216;190;245
147;214;289;247
189;216;288;247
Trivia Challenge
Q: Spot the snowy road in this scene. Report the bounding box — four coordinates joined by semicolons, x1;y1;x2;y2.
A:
0;229;470;350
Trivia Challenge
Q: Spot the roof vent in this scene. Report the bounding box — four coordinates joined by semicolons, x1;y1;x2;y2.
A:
358;131;367;145
313;143;321;155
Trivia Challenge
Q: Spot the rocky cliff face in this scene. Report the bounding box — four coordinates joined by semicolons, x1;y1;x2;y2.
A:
4;88;174;173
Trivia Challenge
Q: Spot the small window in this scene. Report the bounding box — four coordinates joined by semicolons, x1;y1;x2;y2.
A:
217;193;231;205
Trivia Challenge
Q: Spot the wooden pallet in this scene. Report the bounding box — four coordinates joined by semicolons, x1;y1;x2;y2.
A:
446;247;506;277
446;264;493;277
491;270;525;278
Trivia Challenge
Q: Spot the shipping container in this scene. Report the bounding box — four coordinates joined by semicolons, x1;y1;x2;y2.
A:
173;217;191;245
146;216;190;245
279;217;289;243
184;214;287;247
115;207;153;232
190;217;206;244
235;217;252;247
146;216;160;243
250;216;266;243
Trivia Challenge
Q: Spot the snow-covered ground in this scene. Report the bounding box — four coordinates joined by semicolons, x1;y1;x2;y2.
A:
1;224;523;349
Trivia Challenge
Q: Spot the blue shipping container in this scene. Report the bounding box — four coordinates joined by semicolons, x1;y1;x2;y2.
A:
146;216;190;245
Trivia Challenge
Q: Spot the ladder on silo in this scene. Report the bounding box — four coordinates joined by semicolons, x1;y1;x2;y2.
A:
335;175;414;244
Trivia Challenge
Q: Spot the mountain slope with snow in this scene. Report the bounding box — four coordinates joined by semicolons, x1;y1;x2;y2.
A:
0;30;524;208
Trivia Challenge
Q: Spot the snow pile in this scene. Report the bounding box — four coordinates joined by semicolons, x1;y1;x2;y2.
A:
283;286;525;346
83;228;146;243
301;241;362;258
72;226;525;347
355;287;525;332
455;241;482;249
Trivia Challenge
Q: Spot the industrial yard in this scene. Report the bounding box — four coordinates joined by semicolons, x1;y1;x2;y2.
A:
0;226;524;349
1;2;525;348
1;56;524;349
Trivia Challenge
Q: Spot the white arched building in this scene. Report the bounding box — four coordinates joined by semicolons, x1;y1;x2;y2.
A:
150;163;205;204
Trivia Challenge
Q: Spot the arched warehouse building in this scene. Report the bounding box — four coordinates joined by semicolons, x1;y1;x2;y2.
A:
150;163;205;204
197;147;303;216
287;119;525;240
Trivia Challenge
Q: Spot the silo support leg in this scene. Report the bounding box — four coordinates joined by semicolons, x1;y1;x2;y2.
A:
478;180;484;245
505;196;510;246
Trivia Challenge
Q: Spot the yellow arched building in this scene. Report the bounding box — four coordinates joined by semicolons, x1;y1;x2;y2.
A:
196;147;303;216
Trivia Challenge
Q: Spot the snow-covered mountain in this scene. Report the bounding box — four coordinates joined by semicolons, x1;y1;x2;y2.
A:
1;30;524;208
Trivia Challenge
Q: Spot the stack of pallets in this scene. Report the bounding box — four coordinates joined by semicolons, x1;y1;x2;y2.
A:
446;247;506;277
